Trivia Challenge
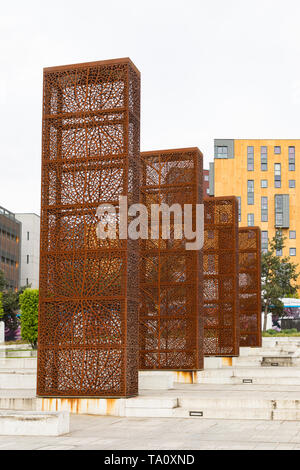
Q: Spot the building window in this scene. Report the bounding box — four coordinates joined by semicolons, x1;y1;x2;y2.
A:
26;278;29;286
275;194;290;228
27;231;30;240
289;147;295;171
247;146;254;171
26;255;29;264
275;195;283;227
247;180;254;205
261;197;268;222
289;230;296;239
237;197;241;222
261;231;268;252
290;248;296;256
217;146;228;158
274;163;281;188
261;146;268;171
289;180;296;188
206;188;210;194
261;179;268;188
247;213;254;226
274;146;281;154
276;249;282;257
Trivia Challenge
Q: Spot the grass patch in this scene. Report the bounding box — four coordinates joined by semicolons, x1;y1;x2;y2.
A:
263;328;300;337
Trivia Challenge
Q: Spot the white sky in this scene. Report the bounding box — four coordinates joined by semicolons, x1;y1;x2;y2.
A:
1;0;300;214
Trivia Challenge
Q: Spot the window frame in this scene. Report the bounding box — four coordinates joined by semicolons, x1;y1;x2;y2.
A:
247;146;254;171
247;180;254;205
247;213;254;227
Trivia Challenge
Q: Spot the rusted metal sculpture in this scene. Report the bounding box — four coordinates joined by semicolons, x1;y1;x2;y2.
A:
37;58;140;397
239;227;262;347
203;197;240;356
139;148;203;370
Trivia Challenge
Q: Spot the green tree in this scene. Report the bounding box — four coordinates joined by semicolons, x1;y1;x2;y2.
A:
0;270;6;291
262;231;299;331
19;289;39;349
0;270;29;340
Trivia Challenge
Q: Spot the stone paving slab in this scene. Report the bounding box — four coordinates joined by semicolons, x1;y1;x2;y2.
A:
0;415;299;450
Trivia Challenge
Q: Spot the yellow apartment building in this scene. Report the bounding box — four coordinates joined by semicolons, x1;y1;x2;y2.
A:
209;139;299;264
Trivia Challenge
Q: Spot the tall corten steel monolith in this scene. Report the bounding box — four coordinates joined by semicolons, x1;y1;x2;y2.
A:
203;196;240;356
239;227;262;347
37;59;140;397
139;148;204;370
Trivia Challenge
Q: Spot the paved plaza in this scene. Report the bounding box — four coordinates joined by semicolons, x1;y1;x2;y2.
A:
0;414;299;450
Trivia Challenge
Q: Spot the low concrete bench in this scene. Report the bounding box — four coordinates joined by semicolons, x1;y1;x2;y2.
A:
0;411;69;436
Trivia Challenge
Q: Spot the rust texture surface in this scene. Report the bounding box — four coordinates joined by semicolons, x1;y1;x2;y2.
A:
239;227;262;347
139;148;204;370
37;58;140;397
203;197;240;356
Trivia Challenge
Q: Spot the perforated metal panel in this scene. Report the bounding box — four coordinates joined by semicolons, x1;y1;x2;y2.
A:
37;58;140;397
139;148;203;370
239;227;262;347
203;197;240;356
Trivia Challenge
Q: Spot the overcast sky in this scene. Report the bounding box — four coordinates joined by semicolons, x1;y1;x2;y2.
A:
1;0;300;214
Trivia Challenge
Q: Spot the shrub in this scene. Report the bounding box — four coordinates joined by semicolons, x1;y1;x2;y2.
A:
19;289;39;349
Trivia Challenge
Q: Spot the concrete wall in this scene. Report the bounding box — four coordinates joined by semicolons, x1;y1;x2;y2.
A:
15;213;40;289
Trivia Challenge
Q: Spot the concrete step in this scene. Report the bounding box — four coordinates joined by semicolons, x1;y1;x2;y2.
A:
262;338;300;345
240;348;299;357
173;407;271;420
1;389;300;421
125;397;178;409
0;347;37;359
5;350;37;358
0;371;36;389
116;395;300;420
0;359;37;370
139;371;174;390
125;396;179;416
0;392;37;411
261;356;300;367
174;367;300;385
173;407;300;421
178;397;300;410
196;376;300;385
196;367;300;378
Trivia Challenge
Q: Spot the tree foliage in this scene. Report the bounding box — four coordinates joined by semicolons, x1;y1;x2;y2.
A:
0;271;5;292
0;270;28;339
261;231;299;331
19;289;39;349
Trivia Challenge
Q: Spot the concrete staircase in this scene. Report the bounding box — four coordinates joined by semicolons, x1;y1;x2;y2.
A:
0;338;300;421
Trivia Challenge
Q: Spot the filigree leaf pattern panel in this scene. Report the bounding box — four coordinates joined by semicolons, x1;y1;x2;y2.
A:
38;58;140;397
139;148;203;370
239;227;262;347
204;197;240;356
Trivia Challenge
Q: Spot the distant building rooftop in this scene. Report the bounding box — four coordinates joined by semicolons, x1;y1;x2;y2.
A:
0;206;17;220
